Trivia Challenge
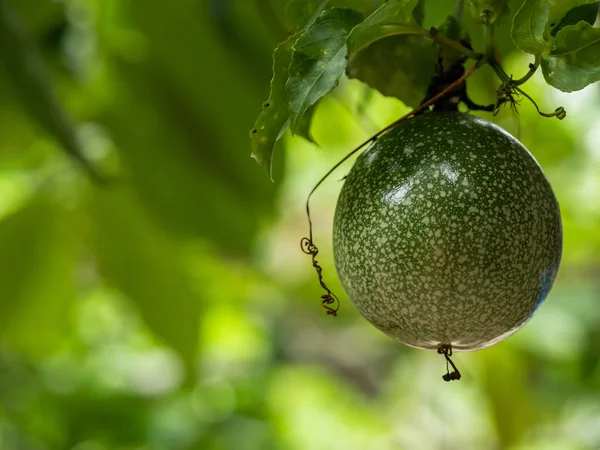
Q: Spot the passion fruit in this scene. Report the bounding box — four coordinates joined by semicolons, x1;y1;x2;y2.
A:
332;112;562;351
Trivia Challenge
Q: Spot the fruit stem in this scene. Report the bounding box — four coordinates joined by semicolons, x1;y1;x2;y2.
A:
437;345;461;382
355;26;483;62
423;27;482;61
512;56;540;86
483;23;495;61
482;23;513;84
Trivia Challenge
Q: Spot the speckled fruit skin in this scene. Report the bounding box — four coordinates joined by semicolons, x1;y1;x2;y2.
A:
333;112;562;351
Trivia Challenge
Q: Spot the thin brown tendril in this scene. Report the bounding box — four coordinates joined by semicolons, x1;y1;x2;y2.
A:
300;62;484;315
301;237;340;316
437;345;461;381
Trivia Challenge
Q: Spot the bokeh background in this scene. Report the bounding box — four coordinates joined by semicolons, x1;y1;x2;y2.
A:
0;0;600;449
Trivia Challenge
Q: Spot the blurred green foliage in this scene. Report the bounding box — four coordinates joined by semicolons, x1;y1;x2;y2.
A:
0;0;599;449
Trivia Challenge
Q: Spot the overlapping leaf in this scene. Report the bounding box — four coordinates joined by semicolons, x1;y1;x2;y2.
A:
285;8;363;133
284;0;378;32
346;0;434;108
347;34;436;108
346;0;420;55
545;0;599;37
511;0;556;54
541;21;600;92
295;103;319;145
250;34;299;178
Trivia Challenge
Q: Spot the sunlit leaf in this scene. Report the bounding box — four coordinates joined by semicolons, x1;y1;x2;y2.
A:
285;8;363;133
250;33;299;178
511;0;555;54
541;21;600;92
477;347;537;448
0;199;75;358
90;186;201;374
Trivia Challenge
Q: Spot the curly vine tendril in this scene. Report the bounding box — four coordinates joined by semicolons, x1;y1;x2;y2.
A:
300;237;340;316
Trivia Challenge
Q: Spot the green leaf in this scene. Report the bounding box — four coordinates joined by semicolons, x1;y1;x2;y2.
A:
546;1;599;37
284;0;327;31
413;0;425;26
346;34;436;108
90;186;202;375
0;200;76;358
295;103;319;145
285;8;363;133
467;0;511;24
284;0;378;32
541;21;600;92
101;0;280;254
250;33;299;178
346;0;420;55
344;0;435;107
511;0;555;54
0;0;101;181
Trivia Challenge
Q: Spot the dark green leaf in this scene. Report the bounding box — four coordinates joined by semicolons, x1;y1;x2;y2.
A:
346;0;420;56
347;34;436;108
329;0;382;13
295;103;319;145
90;186;202;374
546;1;599;37
284;0;378;32
285;8;363;133
250;33;299;178
467;0;511;24
284;0;327;31
0;0;101;181
511;0;555;54
541;21;600;91
344;0;433;107
413;0;426;26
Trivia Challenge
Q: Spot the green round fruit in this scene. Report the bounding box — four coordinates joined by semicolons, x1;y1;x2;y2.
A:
333;112;562;351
